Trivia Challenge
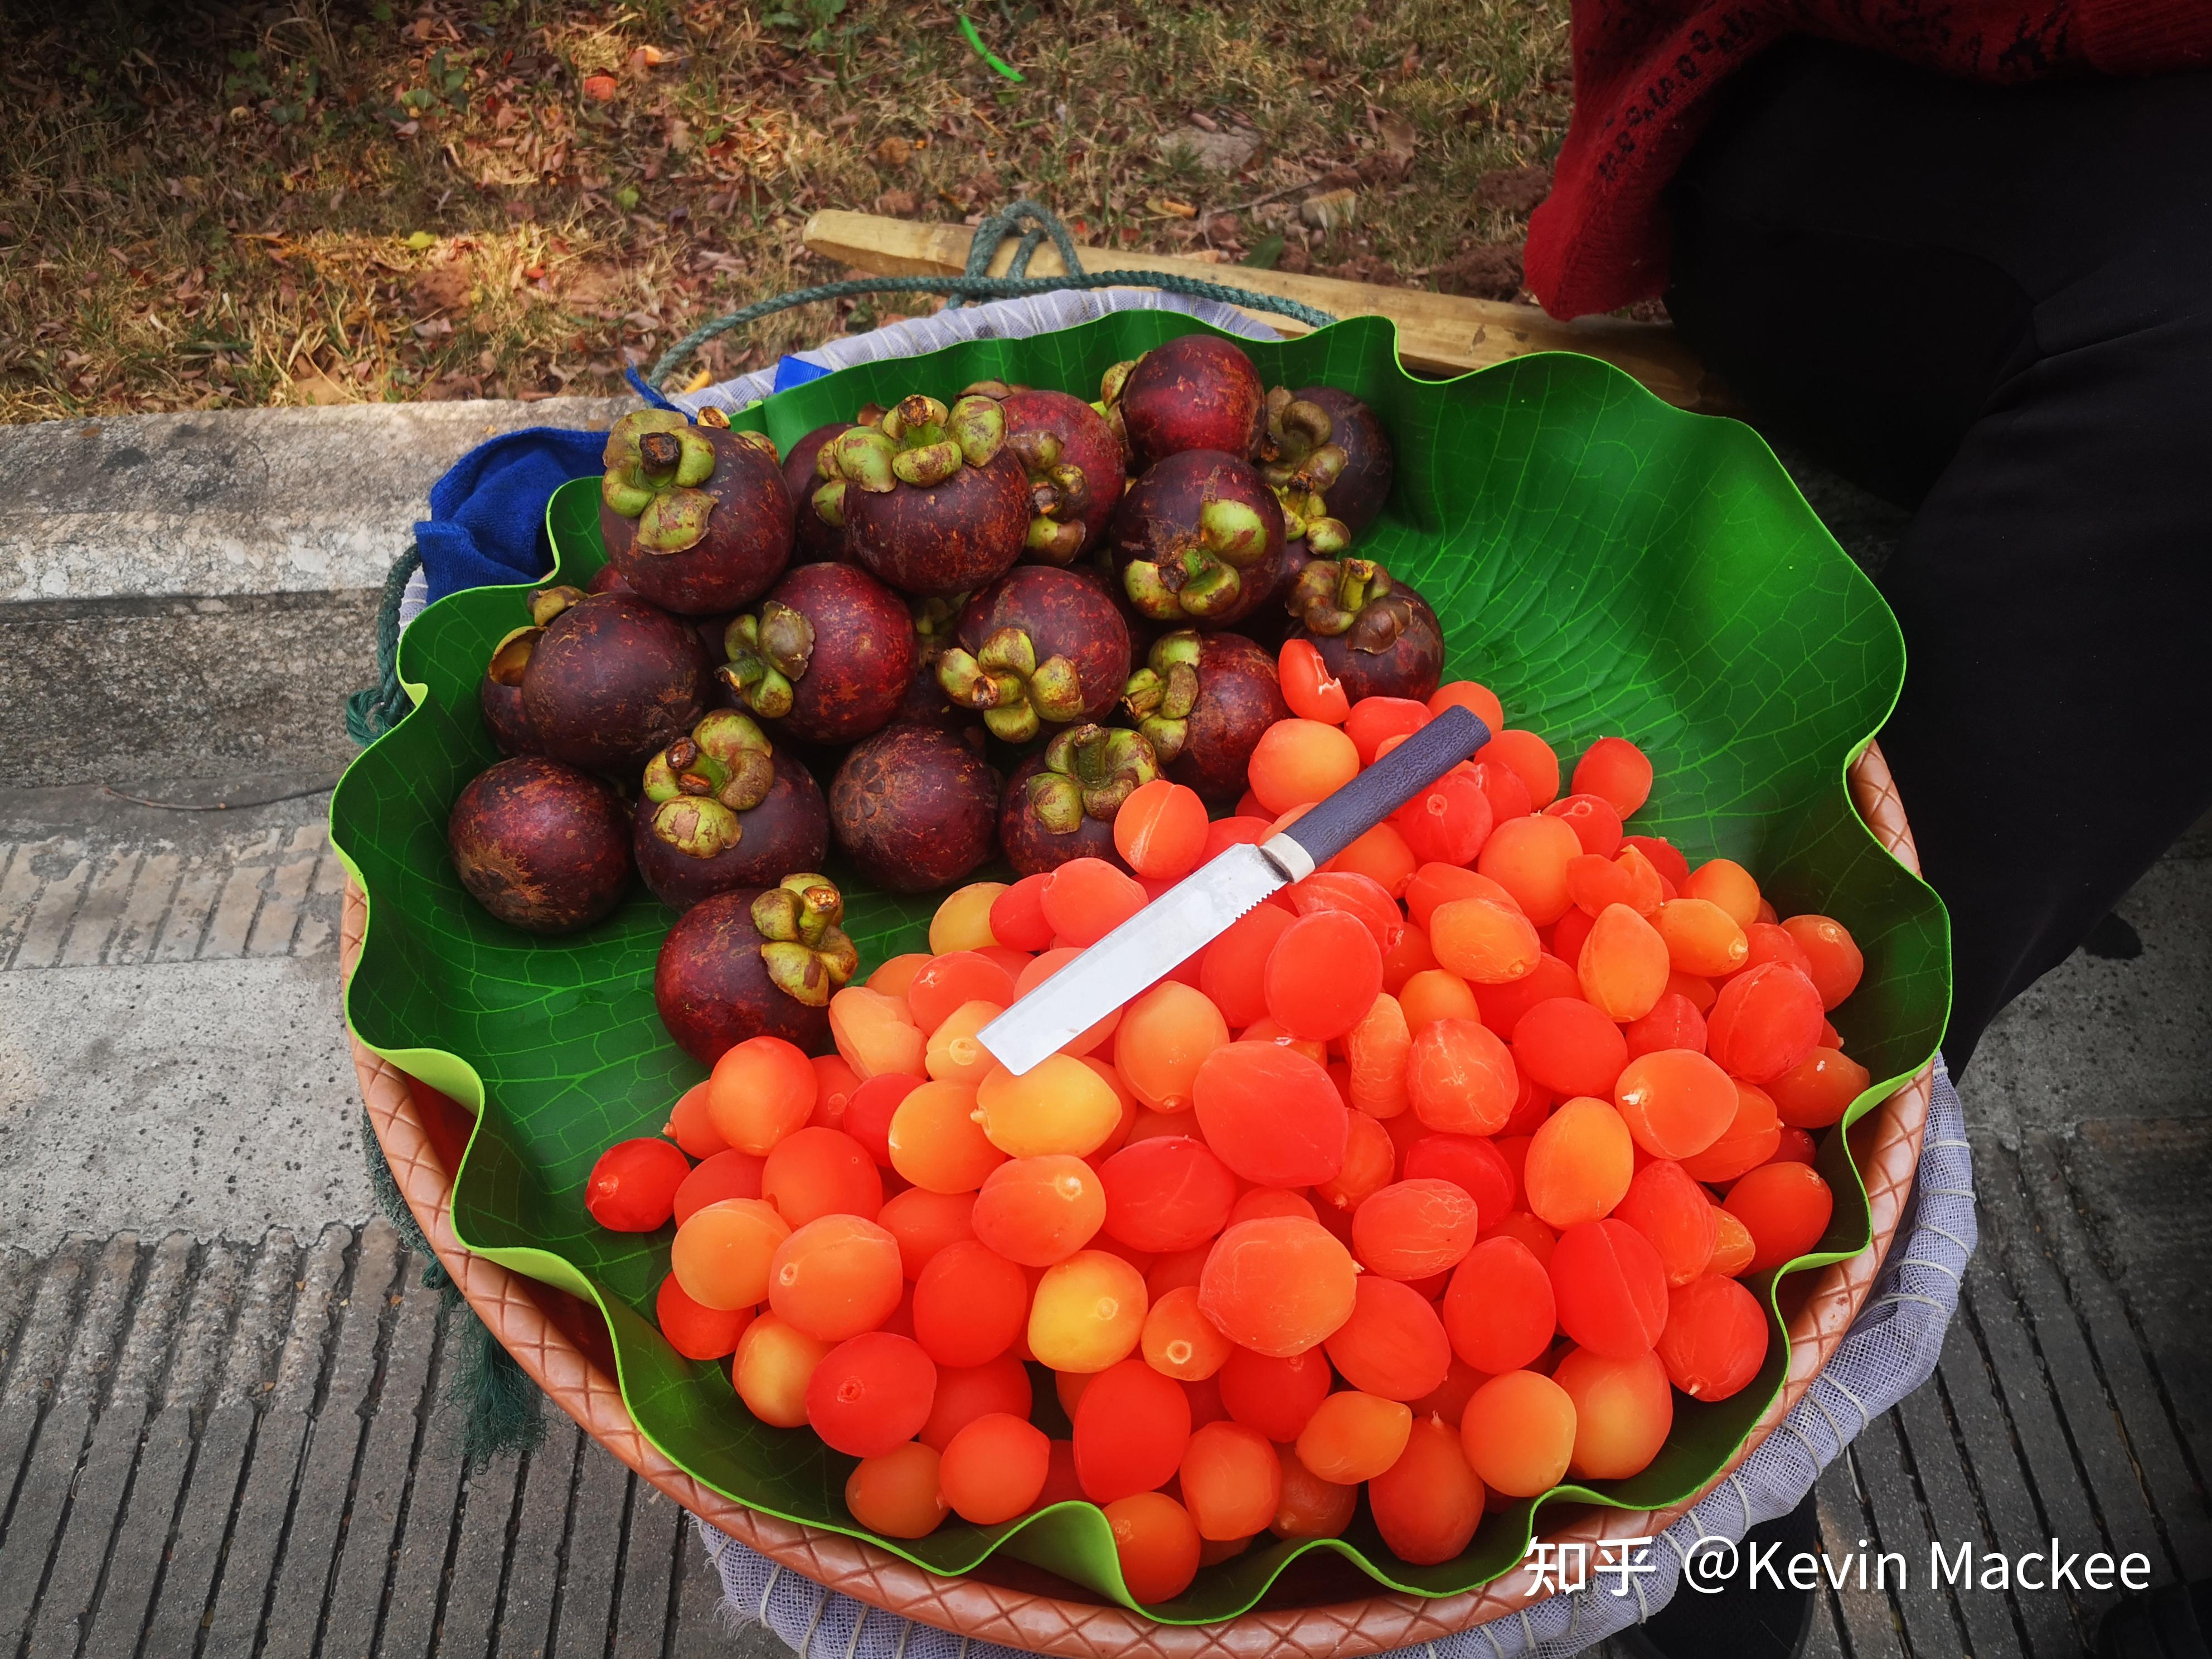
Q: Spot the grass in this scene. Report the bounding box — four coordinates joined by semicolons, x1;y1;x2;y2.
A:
0;0;1571;424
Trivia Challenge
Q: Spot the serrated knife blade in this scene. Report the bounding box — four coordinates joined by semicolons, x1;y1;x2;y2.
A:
976;838;1312;1076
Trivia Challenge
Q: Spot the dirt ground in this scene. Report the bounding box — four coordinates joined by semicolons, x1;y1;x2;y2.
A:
0;0;1572;423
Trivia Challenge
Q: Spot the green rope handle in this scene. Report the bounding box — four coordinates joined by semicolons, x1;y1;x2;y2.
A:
343;541;422;746
644;197;1333;392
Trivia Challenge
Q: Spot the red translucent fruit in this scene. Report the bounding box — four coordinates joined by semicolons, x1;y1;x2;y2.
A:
1287;871;1404;951
1369;1416;1485;1566
1200;904;1293;1029
761;1127;882;1226
1657;1274;1770;1400
1181;1420;1284;1541
1405;1018;1518;1135
1429;680;1506;731
1567;846;1666;918
1323;1274;1453;1401
1394;767;1493;866
1480;729;1561;808
876;1186;975;1279
1549;1218;1669;1357
1345;697;1430;764
907;951;1018;1034
805;1331;937;1457
1354;1179;1480;1279
1469;758;1534;824
1099;1136;1236;1253
657;1274;754;1361
1477;813;1580;923
1461;1369;1578;1498
1513;997;1630;1098
1612;1159;1718;1286
1402;1133;1515;1233
1545;792;1624;857
1200;1216;1358;1357
1522;1095;1634;1228
1571;737;1654;818
1474;953;1581;1040
1624;992;1707;1059
1554;1347;1672;1479
1612;1048;1737;1159
1265;908;1384;1041
1074;1357;1192;1503
1104;1492;1202;1604
666;1082;726;1159
1782;914;1865;1009
1217;1346;1333;1441
1042;858;1148;947
1767;1046;1873;1128
1680;1083;1782;1183
1192;1042;1348;1188
1314;1111;1396;1216
1115;779;1210;880
1724;1162;1835;1273
844;1442;945;1539
1442;1234;1556;1374
918;1351;1031;1450
911;1240;1026;1367
1622;834;1689;889
1707;964;1826;1083
673;1149;766;1226
1278;639;1350;724
841;1073;919;1168
940;1411;1052;1524
585;1138;691;1232
988;873;1056;952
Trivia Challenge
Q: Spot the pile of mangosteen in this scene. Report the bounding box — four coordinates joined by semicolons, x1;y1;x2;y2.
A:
445;337;1438;1064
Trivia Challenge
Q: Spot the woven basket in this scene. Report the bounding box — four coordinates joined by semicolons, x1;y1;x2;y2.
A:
343;740;1931;1658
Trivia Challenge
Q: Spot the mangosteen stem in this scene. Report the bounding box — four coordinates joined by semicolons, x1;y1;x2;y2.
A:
638;430;683;481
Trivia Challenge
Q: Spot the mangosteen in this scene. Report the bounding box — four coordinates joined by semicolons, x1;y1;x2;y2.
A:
1000;724;1157;877
935;565;1132;742
719;562;915;745
1122;630;1290;803
784;421;855;563
478;624;542;756
1286;557;1445;704
1099;335;1264;469
1105;449;1286;631
813;394;1028;597
586;564;634;596
448;755;631;934
1293;386;1394;538
964;382;1124;564
1252;387;1353;556
519;588;713;776
599;410;794;615
633;710;830;911
830;724;998;892
654;874;858;1063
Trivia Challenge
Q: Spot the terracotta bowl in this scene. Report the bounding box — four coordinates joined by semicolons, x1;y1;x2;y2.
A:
342;741;1930;1659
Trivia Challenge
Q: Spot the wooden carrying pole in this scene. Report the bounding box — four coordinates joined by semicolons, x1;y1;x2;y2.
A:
801;210;1716;410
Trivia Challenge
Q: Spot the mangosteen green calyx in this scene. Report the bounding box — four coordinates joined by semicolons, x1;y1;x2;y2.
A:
998;722;1160;877
719;562;916;744
517;587;714;775
935;565;1131;742
1105;449;1287;629
812;393;1029;597
448;755;632;934
1292;386;1394;537
1120;629;1291;803
1252;387;1353;555
599;410;793;615
633;710;830;911
963;382;1125;564
479;624;541;756
1287;557;1446;704
652;874;856;1063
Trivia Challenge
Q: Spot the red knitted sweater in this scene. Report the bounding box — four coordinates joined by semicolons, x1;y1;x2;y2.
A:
1525;2;2212;318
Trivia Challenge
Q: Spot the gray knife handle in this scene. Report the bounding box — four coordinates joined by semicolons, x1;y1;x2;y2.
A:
1276;704;1492;869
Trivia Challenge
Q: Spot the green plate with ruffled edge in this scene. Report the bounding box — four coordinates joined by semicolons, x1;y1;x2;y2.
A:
331;311;1949;1621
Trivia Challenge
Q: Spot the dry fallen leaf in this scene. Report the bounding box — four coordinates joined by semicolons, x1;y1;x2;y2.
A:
873;136;912;168
581;74;619;102
1148;196;1198;219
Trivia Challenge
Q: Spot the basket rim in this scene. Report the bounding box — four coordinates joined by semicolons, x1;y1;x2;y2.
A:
343;740;1930;1658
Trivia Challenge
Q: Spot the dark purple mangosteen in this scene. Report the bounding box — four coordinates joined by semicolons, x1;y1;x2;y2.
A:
478;624;542;756
448;756;631;933
828;724;998;892
998;724;1158;877
518;589;714;775
599;411;793;615
719;561;915;745
813;394;1028;598
1122;629;1291;803
783;421;855;563
654;875;858;1063
964;382;1124;564
1105;449;1286;631
631;711;830;911
1286;557;1445;704
1251;386;1354;557
1293;385;1394;538
935;565;1132;743
1098;335;1264;468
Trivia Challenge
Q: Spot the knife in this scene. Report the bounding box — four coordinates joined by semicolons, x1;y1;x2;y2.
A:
978;704;1492;1075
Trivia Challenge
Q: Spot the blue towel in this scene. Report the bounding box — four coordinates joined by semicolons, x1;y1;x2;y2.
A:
415;426;609;603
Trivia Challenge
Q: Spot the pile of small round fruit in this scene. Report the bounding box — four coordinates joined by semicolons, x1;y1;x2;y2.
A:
447;334;1411;1068
581;675;1873;1603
